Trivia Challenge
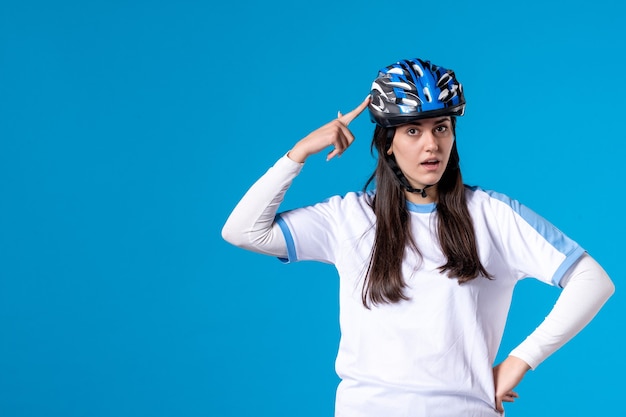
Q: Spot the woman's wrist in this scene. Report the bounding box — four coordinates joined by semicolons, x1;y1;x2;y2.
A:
287;144;309;163
505;355;531;373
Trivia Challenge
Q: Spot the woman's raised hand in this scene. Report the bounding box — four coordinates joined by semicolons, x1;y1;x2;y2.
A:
288;96;371;163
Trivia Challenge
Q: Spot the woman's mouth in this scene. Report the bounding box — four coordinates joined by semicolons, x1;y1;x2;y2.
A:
421;159;440;171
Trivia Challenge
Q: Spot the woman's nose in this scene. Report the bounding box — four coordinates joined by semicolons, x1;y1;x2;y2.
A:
424;133;438;152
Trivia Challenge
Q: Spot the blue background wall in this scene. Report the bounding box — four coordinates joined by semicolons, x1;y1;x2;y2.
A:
1;0;623;416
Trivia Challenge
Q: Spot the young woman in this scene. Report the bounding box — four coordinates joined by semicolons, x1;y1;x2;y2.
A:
221;57;614;416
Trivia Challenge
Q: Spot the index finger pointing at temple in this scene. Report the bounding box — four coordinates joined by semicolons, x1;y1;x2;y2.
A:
338;95;371;126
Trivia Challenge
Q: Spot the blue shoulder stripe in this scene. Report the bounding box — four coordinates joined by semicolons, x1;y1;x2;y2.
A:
478;188;585;287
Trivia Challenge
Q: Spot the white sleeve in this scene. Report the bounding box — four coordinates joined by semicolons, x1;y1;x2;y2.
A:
509;253;615;369
221;154;303;258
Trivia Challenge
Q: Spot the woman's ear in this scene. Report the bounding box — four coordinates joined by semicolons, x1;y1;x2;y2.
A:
386;145;393;156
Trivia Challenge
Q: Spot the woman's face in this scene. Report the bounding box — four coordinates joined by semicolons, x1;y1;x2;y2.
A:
388;116;455;194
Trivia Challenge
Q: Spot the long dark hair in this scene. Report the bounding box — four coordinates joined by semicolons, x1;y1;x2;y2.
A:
361;118;491;307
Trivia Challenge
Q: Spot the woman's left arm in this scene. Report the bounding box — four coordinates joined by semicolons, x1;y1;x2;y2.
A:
493;253;614;411
509;253;614;368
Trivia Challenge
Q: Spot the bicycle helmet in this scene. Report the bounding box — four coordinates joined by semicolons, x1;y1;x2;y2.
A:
369;58;465;127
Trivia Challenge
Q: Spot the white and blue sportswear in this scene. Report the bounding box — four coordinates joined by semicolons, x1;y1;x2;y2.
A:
222;154;614;417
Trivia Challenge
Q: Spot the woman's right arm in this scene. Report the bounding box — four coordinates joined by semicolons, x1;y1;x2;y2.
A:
221;155;301;257
221;96;371;257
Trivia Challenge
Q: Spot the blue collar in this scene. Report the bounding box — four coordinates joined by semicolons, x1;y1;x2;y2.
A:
406;201;436;213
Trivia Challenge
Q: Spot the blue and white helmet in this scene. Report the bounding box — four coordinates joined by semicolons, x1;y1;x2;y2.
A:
369;58;465;127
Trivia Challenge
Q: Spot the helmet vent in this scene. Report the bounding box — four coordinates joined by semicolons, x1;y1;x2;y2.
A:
423;87;432;102
411;63;424;77
389;81;412;90
437;72;452;88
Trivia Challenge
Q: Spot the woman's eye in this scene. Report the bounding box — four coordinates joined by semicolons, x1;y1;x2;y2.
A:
407;128;419;135
435;125;448;133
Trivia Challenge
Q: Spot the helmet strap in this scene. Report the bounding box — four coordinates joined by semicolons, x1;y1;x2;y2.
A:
407;183;434;198
391;159;434;198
